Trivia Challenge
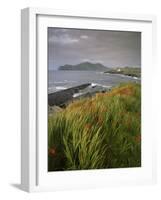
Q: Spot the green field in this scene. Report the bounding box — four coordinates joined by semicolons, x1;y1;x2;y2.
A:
48;83;141;171
105;67;141;78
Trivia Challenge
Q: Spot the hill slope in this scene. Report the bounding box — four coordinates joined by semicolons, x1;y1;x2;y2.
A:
48;83;141;171
105;67;141;78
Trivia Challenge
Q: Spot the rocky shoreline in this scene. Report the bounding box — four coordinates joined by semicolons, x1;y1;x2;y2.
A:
48;83;111;113
105;71;140;79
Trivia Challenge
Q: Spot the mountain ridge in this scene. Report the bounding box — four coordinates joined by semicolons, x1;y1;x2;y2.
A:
58;62;109;71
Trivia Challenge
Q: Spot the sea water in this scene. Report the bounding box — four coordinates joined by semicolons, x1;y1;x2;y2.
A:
48;70;140;94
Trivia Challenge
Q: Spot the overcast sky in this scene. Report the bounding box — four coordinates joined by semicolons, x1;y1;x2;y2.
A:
48;28;141;70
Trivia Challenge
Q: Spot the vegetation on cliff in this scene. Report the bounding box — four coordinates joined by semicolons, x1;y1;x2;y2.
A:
48;83;141;171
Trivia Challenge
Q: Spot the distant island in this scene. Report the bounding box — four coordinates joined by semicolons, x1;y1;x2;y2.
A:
58;62;109;71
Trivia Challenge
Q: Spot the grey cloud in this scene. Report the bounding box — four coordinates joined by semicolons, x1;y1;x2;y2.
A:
49;33;80;44
48;28;141;70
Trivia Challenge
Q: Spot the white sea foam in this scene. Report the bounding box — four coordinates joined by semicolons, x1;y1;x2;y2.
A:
90;82;111;89
90;83;98;88
101;85;112;89
73;92;83;98
55;86;67;90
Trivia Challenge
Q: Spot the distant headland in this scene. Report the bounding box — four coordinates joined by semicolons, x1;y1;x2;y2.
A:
58;62;109;71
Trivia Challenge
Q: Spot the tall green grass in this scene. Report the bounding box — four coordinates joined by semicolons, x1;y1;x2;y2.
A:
48;83;141;171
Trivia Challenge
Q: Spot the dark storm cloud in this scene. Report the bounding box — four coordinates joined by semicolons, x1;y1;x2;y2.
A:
48;28;141;70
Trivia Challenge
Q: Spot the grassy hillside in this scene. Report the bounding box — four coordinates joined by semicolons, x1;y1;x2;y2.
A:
105;67;141;78
59;62;108;71
48;83;141;171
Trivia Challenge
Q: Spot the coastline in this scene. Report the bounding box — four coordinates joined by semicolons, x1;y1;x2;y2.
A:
48;82;110;108
104;68;141;79
105;71;140;79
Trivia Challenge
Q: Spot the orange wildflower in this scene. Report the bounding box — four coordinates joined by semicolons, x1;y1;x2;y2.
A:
84;123;92;132
48;147;56;157
135;135;141;143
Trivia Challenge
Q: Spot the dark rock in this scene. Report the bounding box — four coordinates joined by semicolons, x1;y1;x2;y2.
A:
48;83;90;107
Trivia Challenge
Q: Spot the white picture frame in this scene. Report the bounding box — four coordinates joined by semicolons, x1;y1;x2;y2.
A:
21;7;157;192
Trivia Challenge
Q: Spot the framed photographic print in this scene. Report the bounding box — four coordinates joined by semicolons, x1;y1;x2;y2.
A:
21;7;156;192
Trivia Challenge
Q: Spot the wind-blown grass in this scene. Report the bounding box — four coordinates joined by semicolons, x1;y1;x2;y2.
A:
48;83;141;171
